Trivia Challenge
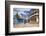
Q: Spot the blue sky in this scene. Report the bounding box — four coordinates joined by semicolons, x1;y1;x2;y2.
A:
13;8;31;12
13;8;32;17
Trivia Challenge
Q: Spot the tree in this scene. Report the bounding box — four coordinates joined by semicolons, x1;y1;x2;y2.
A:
16;12;20;19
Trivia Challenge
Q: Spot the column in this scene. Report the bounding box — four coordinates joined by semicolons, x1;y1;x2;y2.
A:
36;16;38;23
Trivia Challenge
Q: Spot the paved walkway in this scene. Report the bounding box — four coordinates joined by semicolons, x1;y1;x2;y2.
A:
14;23;39;28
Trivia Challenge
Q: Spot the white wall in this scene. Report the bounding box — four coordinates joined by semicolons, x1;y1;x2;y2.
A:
0;0;46;36
0;0;5;36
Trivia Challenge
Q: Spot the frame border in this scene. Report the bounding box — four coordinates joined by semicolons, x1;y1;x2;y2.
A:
5;1;45;35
